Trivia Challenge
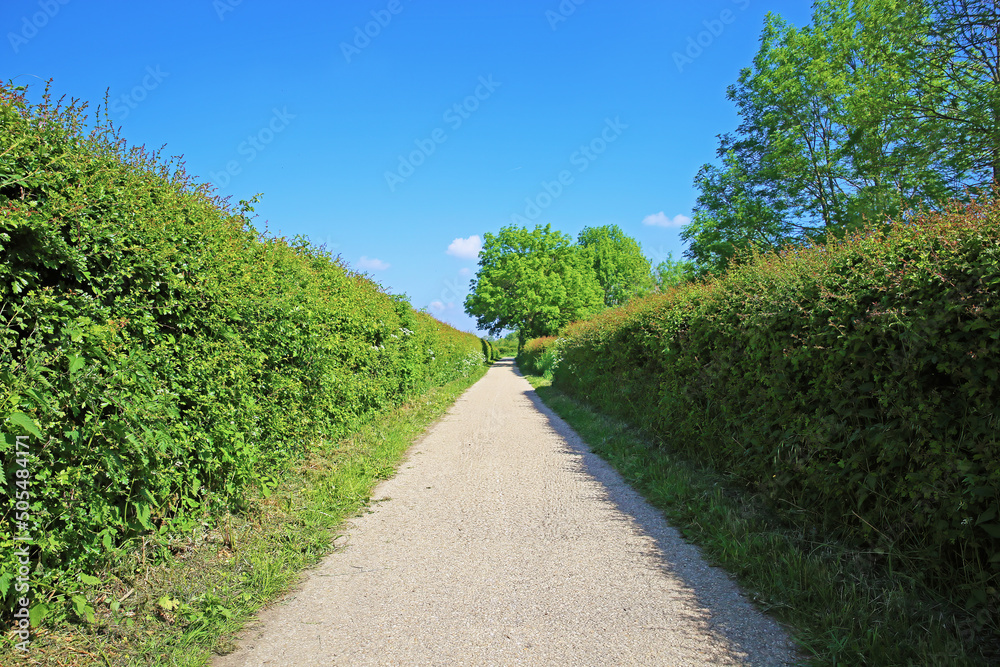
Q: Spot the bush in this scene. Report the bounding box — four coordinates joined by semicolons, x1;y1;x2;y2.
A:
517;336;561;378
0;83;487;623
550;197;1000;629
480;337;501;365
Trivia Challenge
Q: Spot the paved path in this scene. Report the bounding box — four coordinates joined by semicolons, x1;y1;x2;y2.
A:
214;359;797;666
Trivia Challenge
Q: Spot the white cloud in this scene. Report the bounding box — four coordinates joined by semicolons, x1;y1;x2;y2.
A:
458;267;472;277
429;300;459;313
358;256;390;271
642;212;691;228
447;235;482;259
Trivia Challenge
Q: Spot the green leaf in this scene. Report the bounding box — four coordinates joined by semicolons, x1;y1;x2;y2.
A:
158;596;180;611
136;502;152;529
979;523;1000;539
24;388;53;412
72;595;96;623
7;412;41;438
80;573;101;586
29;603;49;627
976;506;997;525
68;354;85;373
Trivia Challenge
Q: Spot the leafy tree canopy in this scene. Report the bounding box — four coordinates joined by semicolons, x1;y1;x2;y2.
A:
652;252;698;290
682;0;993;274
464;224;604;348
577;224;653;306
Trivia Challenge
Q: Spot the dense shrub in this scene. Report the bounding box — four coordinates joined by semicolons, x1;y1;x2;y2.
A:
549;198;1000;621
0;84;487;620
480;337;501;364
516;336;561;378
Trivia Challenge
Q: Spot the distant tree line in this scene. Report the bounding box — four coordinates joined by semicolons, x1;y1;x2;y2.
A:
464;224;684;350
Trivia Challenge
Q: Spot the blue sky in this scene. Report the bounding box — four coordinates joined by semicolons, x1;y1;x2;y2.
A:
4;0;812;334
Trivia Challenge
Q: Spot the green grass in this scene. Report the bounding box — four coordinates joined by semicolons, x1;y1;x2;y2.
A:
2;367;487;667
523;373;992;667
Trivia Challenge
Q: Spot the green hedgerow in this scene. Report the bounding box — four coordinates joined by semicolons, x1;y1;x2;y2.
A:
0;82;488;627
541;195;1000;651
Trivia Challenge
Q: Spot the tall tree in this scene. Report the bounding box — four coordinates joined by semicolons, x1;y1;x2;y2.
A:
683;0;968;274
577;224;653;306
682;145;794;272
916;0;1000;188
464;224;604;350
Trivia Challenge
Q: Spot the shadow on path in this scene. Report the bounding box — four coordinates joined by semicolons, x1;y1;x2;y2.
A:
510;359;797;666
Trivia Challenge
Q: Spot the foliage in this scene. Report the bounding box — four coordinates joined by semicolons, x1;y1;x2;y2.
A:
0;82;488;628
545;195;1000;655
515;336;561;380
918;0;1000;188
652;251;699;288
684;0;988;274
464;224;603;349
526;374;989;665
492;331;520;357
0;369;486;665
479;337;501;364
577;225;653;306
682;146;793;273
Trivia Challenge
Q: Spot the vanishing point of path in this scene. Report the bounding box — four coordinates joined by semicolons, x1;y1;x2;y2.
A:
215;359;797;666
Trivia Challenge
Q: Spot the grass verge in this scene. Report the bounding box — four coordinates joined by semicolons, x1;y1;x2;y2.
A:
3;367;487;667
524;373;992;667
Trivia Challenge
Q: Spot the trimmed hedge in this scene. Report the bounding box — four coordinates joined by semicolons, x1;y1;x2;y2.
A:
550;198;1000;619
0;84;487;619
480;337;502;364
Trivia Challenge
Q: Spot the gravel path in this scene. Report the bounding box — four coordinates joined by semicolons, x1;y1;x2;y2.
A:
214;359;798;666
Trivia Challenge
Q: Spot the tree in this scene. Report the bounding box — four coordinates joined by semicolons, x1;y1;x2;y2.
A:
653;252;698;290
494;330;520;356
683;0;963;274
577;225;653;306
915;0;1000;188
683;146;793;273
464;224;604;350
